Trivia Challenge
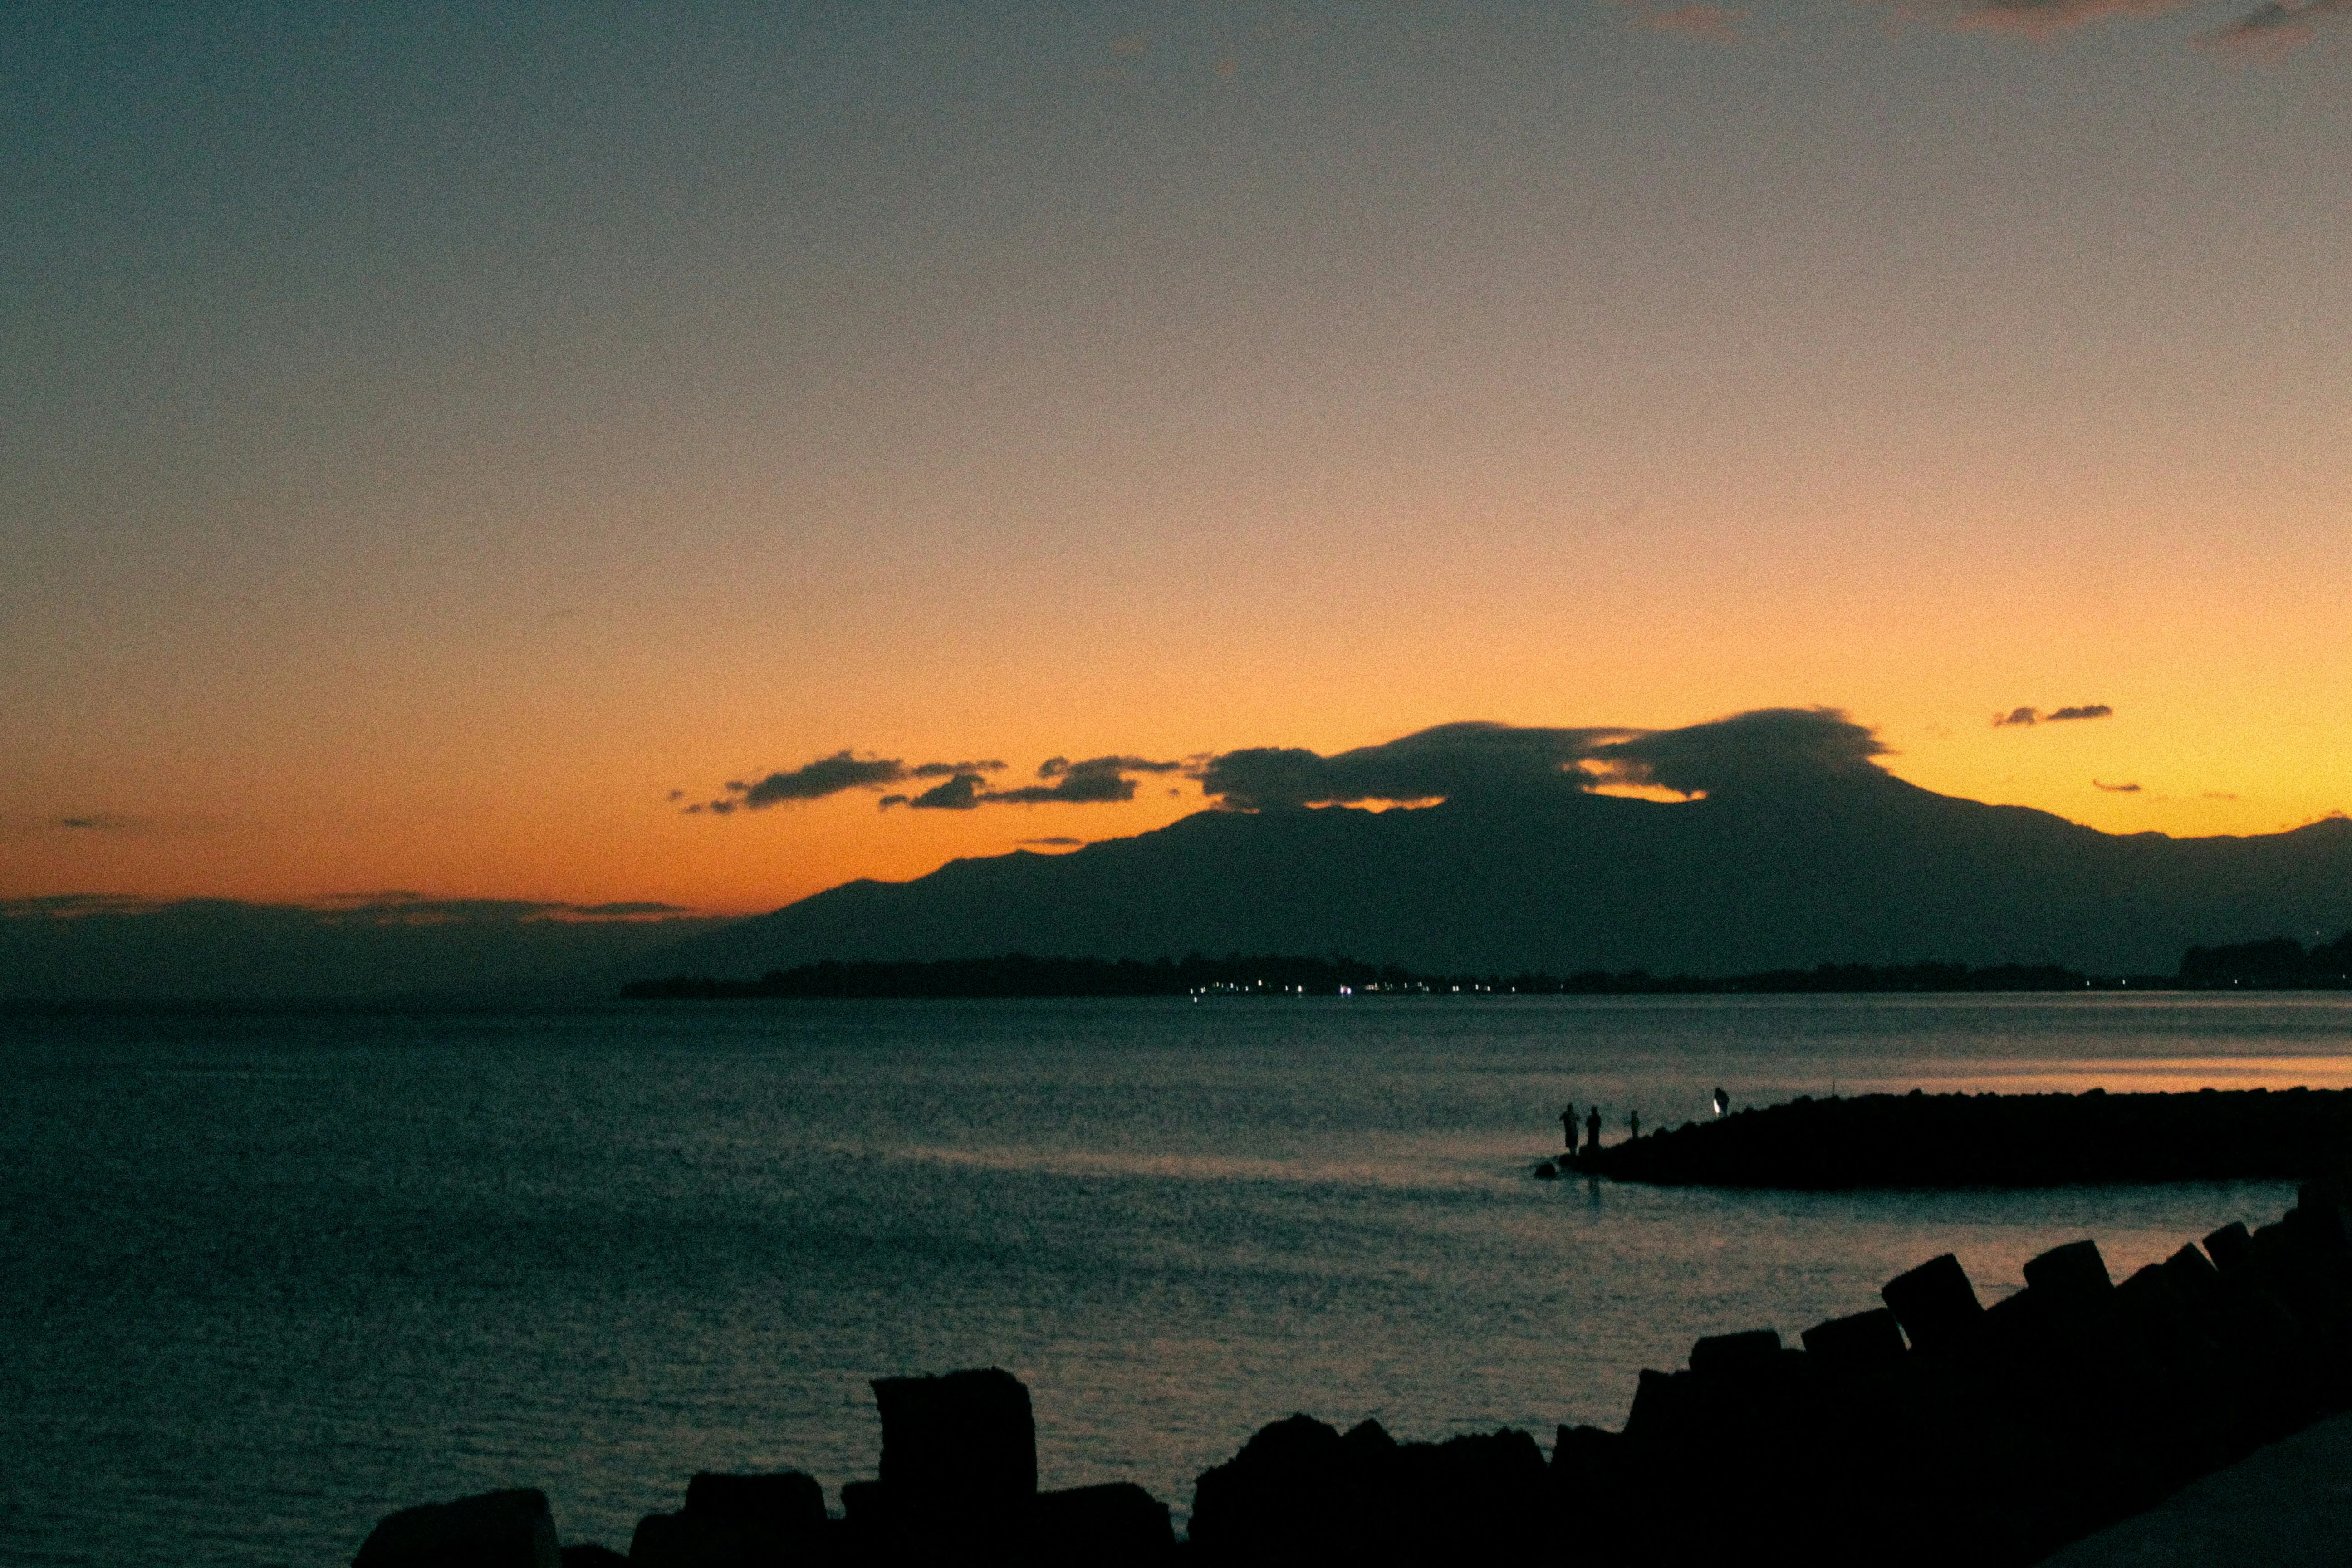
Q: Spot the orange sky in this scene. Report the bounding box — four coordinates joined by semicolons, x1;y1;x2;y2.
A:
5;6;2348;917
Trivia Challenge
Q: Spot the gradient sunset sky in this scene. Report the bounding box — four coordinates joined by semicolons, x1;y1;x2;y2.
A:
7;2;2348;917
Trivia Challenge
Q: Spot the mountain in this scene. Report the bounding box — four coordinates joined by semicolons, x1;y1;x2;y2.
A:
654;768;2352;981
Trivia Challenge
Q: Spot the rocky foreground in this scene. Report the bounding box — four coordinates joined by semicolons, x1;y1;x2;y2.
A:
1573;1086;2352;1187
353;1179;2352;1567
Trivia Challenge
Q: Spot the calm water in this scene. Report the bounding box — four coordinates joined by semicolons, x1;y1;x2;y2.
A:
5;992;2351;1564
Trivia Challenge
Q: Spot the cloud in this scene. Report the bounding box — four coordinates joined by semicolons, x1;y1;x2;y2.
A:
703;710;1901;823
881;756;1186;810
2204;791;2240;800
1587;708;1892;798
1020;837;1085;847
687;752;1006;814
2200;0;2352;50
992;755;1181;804
887;773;990;811
732;752;907;806
1642;3;1747;40
1194;710;1895;811
1197;722;1634;810
1994;703;2113;727
2093;779;2144;793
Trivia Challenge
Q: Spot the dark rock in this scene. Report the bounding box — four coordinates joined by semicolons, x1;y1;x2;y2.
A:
1383;1429;1547;1563
1340;1418;1396;1465
557;1548;626;1568
683;1471;827;1549
627;1511;751;1568
1622;1367;1693;1442
1882;1253;1983;1353
2205;1221;2253;1272
1689;1328;1780;1376
353;1489;561;1568
1801;1307;1907;1372
1548;1426;1632;1566
871;1367;1036;1542
2023;1239;2112;1307
1029;1482;1173;1567
1188;1414;1354;1563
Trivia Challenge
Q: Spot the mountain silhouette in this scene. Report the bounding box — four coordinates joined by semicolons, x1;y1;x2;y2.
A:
659;723;2352;980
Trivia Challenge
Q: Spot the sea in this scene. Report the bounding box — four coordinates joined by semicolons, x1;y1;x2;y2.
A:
5;991;2352;1565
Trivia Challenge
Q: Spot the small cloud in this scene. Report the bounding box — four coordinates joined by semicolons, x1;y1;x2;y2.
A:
2203;791;2240;800
690;752;1015;815
2093;779;2143;793
735;752;905;806
665;789;685;803
910;760;1007;779
1642;3;1747;40
54;813;133;832
572;901;693;917
2199;0;2352;51
1019;836;1085;847
1994;703;2112;727
892;773;989;811
876;755;1185;810
989;755;1185;805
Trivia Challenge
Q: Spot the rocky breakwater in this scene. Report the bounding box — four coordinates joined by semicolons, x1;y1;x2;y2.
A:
350;1182;2352;1566
1586;1086;2352;1187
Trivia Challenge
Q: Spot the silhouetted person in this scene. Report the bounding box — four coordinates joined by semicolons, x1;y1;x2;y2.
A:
1713;1086;1728;1118
1585;1107;1602;1152
1560;1104;1578;1155
1628;1109;1641;1141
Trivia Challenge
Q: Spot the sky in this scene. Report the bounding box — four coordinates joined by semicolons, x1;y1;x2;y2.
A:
5;1;2349;919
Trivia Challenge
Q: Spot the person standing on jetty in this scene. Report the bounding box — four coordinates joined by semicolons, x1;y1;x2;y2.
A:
1628;1109;1641;1141
1585;1105;1602;1153
1560;1103;1579;1156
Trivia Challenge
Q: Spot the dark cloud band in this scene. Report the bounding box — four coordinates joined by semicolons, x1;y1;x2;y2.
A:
881;755;1188;810
683;752;1008;813
1994;704;2113;728
693;709;1903;824
1195;708;1886;810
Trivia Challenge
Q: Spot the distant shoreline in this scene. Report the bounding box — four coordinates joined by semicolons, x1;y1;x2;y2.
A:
621;936;2352;1001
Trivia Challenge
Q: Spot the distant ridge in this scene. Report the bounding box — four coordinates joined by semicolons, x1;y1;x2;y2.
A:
651;750;2352;981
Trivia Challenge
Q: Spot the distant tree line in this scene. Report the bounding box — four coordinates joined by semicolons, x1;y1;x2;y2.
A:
622;952;2157;1000
2177;932;2352;990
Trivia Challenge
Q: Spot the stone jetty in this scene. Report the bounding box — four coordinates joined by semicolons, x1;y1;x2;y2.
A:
1583;1086;2352;1187
350;1178;2352;1566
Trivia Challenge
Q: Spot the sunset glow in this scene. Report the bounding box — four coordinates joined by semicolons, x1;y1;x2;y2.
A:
7;5;2348;919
